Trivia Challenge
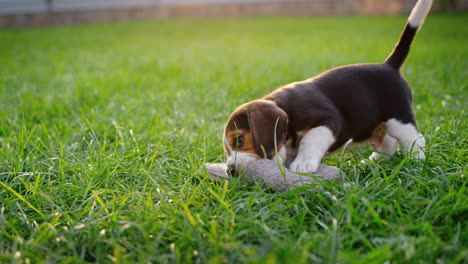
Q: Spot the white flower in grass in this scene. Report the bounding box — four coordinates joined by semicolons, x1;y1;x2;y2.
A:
74;223;85;230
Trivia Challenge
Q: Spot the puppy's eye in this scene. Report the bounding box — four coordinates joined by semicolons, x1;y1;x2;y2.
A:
234;136;244;148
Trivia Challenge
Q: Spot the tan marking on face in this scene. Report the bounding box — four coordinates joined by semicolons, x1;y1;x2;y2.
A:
225;129;260;158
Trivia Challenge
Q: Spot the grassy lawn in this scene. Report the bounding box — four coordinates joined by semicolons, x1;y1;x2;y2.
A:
0;13;467;263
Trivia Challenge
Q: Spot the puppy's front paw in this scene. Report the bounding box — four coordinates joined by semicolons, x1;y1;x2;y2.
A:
290;157;319;173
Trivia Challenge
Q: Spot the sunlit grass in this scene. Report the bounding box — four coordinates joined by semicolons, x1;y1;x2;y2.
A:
0;14;467;263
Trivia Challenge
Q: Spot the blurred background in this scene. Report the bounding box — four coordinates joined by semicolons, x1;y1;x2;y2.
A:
0;0;466;27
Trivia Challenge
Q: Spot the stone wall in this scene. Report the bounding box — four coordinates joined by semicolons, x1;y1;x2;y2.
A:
0;0;466;28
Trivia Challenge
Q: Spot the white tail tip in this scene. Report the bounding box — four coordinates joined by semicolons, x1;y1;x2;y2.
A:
408;0;433;27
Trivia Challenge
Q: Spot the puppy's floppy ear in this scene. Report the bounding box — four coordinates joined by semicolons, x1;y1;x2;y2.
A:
247;100;288;159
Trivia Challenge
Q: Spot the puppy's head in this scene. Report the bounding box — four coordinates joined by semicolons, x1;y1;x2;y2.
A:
223;99;288;174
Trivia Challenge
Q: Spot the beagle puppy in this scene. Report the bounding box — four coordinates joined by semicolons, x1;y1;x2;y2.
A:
224;0;431;174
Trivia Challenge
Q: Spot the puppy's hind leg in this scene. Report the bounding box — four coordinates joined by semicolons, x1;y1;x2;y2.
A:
369;133;399;161
385;118;426;159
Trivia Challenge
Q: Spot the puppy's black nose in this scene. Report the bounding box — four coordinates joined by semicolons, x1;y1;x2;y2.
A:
227;164;237;176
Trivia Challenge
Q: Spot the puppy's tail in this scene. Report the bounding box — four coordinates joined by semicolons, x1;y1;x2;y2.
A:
385;0;432;70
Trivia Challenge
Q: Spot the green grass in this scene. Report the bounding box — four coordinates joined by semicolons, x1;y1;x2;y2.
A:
0;14;467;263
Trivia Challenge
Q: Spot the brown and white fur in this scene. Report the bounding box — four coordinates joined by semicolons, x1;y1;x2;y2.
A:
224;0;431;175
